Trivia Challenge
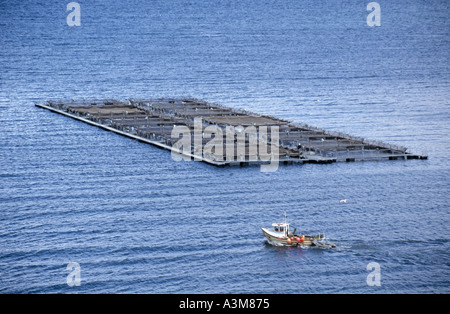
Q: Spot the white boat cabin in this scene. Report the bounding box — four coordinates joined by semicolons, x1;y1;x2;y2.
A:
271;222;290;237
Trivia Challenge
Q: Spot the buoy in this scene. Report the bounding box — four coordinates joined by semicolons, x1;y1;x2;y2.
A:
296;237;301;243
286;238;292;245
300;235;305;243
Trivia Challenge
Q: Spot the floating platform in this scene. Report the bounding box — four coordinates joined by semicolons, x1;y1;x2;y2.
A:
35;98;427;168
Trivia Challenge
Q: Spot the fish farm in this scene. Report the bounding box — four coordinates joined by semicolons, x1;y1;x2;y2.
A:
35;98;427;168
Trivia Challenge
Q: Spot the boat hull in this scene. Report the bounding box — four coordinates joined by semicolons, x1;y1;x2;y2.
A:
261;228;324;246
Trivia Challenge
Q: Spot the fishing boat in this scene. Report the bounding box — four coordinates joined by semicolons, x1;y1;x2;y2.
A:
261;216;335;248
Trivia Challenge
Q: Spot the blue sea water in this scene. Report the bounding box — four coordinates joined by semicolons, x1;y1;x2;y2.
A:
0;0;449;294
